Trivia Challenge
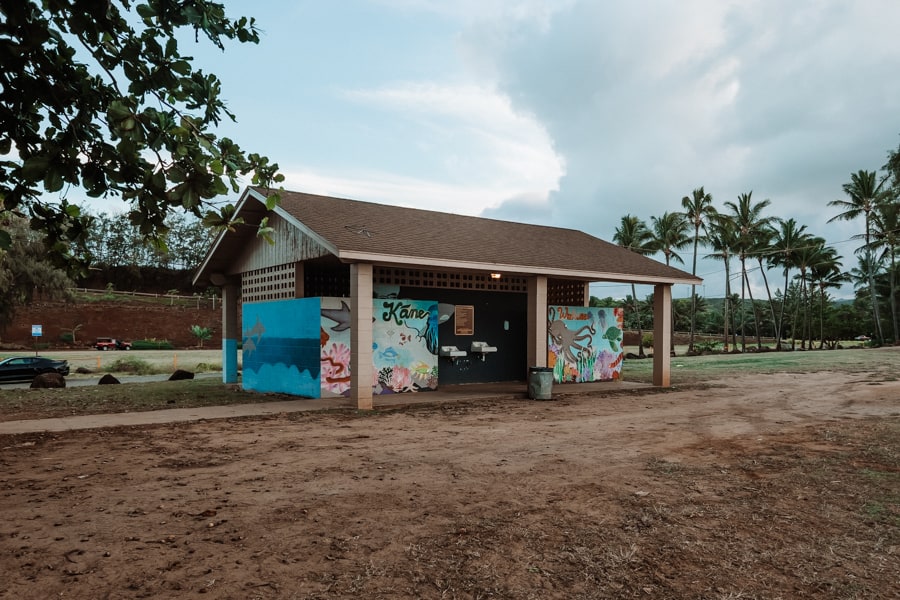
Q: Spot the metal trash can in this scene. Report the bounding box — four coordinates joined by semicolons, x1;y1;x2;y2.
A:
527;367;554;400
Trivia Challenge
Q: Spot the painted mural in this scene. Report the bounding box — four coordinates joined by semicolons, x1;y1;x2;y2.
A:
372;299;439;394
242;297;439;398
242;298;321;396
547;305;624;383
320;298;353;397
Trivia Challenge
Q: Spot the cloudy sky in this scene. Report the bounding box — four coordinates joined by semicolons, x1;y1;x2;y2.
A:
95;0;900;300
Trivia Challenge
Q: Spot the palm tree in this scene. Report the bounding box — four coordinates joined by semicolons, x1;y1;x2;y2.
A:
866;195;900;343
770;218;809;349
705;214;738;352
791;236;827;349
752;224;777;347
723;192;774;351
810;246;845;348
680;187;716;353
649;212;691;353
828;170;890;344
613;215;655;357
849;254;884;340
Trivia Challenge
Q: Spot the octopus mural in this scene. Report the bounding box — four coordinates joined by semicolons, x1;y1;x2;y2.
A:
548;318;596;364
548;305;624;383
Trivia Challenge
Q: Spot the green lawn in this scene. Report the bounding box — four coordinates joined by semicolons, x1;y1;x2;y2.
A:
622;345;900;384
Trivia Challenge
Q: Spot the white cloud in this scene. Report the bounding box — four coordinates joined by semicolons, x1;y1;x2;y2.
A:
342;82;565;213
373;0;574;29
279;165;548;220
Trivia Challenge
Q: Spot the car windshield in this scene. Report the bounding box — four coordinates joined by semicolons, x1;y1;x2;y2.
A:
7;358;34;366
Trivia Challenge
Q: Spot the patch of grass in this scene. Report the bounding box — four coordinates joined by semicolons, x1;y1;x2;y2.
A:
132;339;175;350
861;498;900;526
0;378;292;420
860;468;899;481
646;456;686;476
105;356;158;375
623;345;900;385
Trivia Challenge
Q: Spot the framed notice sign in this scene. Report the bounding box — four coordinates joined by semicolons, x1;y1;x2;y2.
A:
455;305;474;335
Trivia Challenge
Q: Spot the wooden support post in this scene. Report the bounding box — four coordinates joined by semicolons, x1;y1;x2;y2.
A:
221;281;239;384
652;284;672;387
527;275;548;375
350;263;374;410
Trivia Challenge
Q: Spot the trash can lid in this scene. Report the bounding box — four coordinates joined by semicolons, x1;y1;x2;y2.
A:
529;366;553;372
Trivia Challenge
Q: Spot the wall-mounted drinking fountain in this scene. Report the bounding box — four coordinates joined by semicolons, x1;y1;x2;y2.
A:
470;341;497;360
439;346;467;364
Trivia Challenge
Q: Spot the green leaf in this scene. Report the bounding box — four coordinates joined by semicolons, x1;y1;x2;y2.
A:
44;167;64;192
21;156;49;180
136;4;156;20
108;100;133;121
257;217;275;245
264;191;281;211
170;60;192;75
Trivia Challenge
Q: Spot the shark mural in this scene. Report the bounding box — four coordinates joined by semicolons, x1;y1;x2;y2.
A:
548;305;624;383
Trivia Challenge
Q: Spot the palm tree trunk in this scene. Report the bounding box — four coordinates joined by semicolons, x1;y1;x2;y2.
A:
739;256;747;352
777;268;790;350
890;250;898;344
722;264;731;352
791;277;802;351
758;258;778;347
866;252;883;343
744;269;762;349
818;284;826;349
665;255;676;355
802;278;811;349
864;215;884;344
688;230;699;353
632;283;645;358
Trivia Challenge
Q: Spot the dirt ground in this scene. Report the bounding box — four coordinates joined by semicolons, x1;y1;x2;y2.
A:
1;371;898;599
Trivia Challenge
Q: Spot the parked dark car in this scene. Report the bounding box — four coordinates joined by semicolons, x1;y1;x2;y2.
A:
0;356;70;383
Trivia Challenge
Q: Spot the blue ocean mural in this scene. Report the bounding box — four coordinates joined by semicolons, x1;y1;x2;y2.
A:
548;306;624;383
242;298;321;396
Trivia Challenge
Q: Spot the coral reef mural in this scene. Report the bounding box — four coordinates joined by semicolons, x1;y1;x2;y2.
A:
373;299;439;394
320;298;352;397
548;305;624;383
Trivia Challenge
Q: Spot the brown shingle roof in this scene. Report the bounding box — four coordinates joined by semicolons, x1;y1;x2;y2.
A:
259;188;700;285
194;187;701;286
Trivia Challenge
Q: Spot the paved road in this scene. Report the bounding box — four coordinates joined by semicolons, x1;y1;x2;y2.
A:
0;349;224;389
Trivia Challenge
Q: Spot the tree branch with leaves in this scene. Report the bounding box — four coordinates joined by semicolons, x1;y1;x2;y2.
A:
0;0;283;274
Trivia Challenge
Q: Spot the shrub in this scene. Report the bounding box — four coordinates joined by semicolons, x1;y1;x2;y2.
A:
190;324;212;348
59;332;74;343
132;339;175;350
693;340;722;353
107;356;155;375
641;333;653;348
